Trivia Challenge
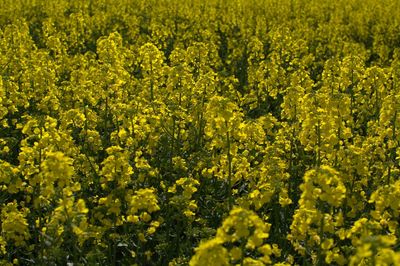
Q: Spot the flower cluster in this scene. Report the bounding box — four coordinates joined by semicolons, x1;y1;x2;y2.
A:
1;0;400;265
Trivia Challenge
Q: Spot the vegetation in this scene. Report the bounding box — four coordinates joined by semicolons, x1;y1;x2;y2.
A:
1;0;400;265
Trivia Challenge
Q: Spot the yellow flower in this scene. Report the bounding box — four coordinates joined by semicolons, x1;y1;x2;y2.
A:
127;215;139;223
140;212;151;222
321;238;334;250
230;246;242;261
76;199;88;214
138;233;146;242
147;226;156;235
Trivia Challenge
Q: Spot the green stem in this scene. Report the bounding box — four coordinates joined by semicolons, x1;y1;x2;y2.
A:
316;119;321;167
226;126;233;211
170;117;175;167
316;215;325;266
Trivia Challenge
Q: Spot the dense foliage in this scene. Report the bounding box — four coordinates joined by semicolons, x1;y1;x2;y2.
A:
1;0;400;265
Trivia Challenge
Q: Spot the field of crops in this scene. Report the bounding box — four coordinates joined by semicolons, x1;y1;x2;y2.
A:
1;0;400;265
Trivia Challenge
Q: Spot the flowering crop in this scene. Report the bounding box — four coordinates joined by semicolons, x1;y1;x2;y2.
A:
1;0;400;265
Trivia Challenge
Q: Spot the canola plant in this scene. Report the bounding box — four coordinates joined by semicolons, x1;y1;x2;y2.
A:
1;0;400;265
